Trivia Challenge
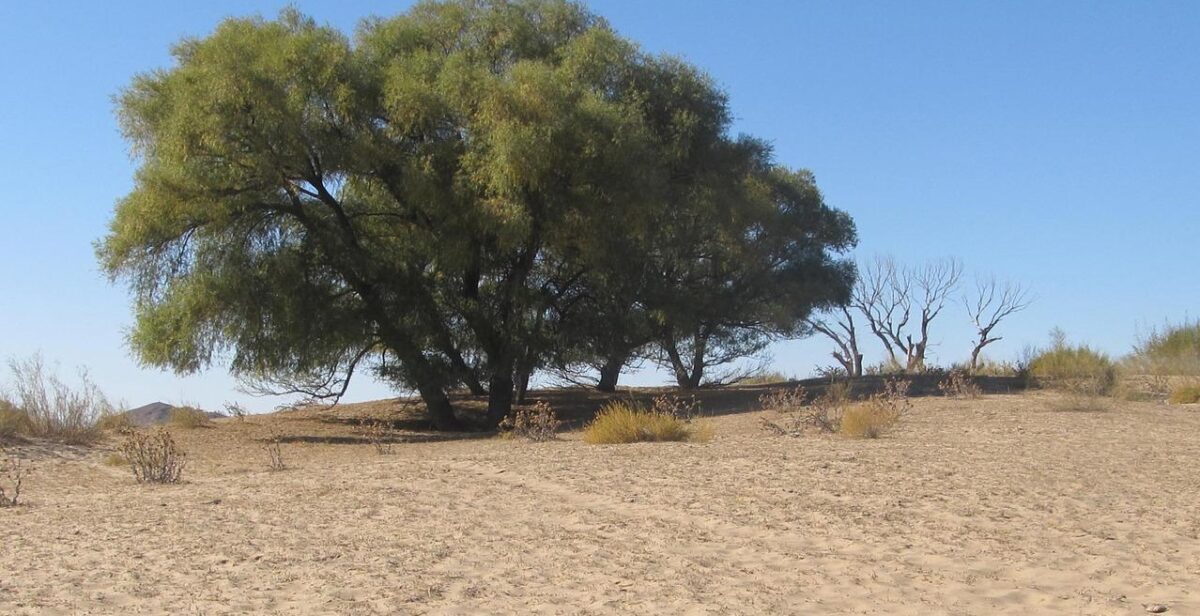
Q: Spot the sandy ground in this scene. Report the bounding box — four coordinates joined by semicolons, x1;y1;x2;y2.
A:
2;390;1198;615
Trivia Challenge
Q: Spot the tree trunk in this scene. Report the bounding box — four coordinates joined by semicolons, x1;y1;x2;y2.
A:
596;353;626;392
485;371;515;428
515;368;532;404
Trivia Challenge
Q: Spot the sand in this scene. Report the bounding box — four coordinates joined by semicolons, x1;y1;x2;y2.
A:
1;390;1198;615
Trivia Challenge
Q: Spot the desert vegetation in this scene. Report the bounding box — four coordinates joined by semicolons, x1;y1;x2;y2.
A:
118;428;186;484
582;397;710;444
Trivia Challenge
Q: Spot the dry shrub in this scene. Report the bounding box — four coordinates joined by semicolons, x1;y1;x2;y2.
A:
120;428;185;483
0;400;32;439
760;381;851;436
102;452;127;467
169;406;211;429
224;402;248;423
0;446;26;507
840;378;910;439
363;420;395;454
263;428;285;471
6;355;108;444
939;369;981;399
500;400;561;442
96;411;135;433
1168;384;1200;405
650;394;701;422
583;400;710;444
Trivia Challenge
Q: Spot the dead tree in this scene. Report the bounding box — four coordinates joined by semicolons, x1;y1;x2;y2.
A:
855;256;963;372
807;305;863;377
963;277;1032;372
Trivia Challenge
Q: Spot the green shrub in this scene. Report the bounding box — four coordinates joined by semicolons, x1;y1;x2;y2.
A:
583;401;710;444
1169;385;1200;405
1029;343;1116;396
168;407;211;429
1132;320;1200;376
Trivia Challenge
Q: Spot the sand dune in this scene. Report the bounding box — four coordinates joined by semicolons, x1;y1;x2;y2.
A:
2;390;1197;614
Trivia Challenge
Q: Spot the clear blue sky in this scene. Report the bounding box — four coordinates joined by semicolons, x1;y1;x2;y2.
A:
1;1;1197;412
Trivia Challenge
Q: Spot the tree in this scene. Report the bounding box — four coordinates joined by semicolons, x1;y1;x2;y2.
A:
963;277;1032;372
99;1;857;427
855;256;963;372
806;305;864;377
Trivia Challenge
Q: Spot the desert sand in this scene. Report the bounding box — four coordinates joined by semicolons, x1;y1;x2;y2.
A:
2;389;1198;615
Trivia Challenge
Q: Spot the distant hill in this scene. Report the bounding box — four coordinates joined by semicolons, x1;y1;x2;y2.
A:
124;402;223;426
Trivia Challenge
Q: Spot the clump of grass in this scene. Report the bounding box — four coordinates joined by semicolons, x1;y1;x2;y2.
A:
119;428;185;484
582;400;710;444
1168;384;1200;405
1133;320;1200;375
0;400;32;439
1028;334;1116;397
938;369;981;399
102;452;127;467
839;378;910;439
168;406;211;429
96;411;135;433
499;400;561;442
0;445;26;507
6;354;109;444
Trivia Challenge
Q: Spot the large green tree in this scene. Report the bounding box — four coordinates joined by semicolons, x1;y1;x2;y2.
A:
100;0;855;427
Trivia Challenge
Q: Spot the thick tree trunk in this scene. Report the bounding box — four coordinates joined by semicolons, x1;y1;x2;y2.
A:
515;368;532;405
486;371;515;428
596;354;626;392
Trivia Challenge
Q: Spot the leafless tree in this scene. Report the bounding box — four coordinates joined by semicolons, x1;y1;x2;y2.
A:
963;277;1032;372
807;306;863;377
854;256;963;372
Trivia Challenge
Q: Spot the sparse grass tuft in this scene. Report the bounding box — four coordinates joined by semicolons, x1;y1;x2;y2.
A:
1168;384;1200;405
169;407;211;429
364;420;396;454
839;378;910;439
102;452;127;467
263;428;286;471
500;401;561;442
119;428;185;484
583;400;709;444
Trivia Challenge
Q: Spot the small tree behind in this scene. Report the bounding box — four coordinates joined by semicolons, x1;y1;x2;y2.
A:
855;256;962;372
963;277;1032;373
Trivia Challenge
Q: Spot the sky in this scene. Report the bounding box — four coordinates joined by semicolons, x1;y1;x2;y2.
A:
1;1;1197;412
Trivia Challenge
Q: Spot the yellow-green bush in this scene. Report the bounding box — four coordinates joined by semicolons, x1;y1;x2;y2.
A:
1169;385;1200;405
0;400;32;438
582;401;710;444
1029;344;1115;395
839;378;909;439
168;407;211;429
740;371;791;386
1131;320;1200;377
97;411;135;432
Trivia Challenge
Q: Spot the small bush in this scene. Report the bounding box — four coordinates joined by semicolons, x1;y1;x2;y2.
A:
1169;385;1200;405
500;401;561;442
263;428;285;471
650;394;701;422
1133;320;1200;375
840;378;910;439
119;428;186;484
168;407;211;429
740;371;791;386
760;381;851;436
362;419;396;454
6;355;108;444
0;446;26;507
102;452;127;467
939;369;981;399
583;400;709;444
224;402;249;423
1029;341;1116;396
96;411;135;433
0;400;32;439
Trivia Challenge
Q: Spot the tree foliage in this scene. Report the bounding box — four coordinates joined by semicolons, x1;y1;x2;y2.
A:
100;0;856;427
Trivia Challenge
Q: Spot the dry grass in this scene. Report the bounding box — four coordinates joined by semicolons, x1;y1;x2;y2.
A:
840;379;910;439
263;428;286;471
169;407;211;429
102;452;127;467
582;400;710;444
96;411;135;433
0;401;32;439
760;381;852;436
1168;384;1200;405
119;428;186;484
499;400;562;442
364;420;396;454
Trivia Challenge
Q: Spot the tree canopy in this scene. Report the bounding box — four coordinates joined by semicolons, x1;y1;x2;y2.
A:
100;0;856;429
